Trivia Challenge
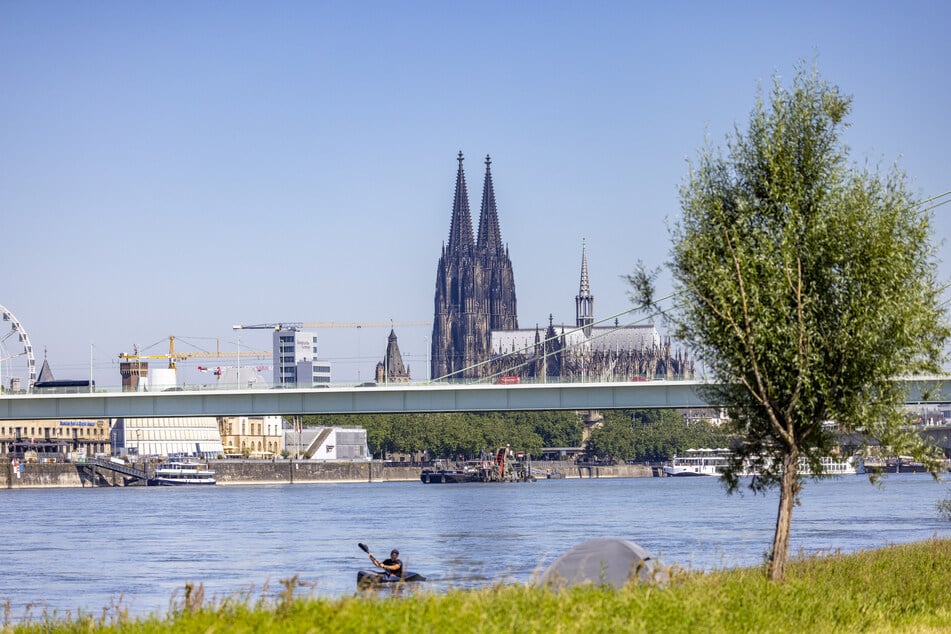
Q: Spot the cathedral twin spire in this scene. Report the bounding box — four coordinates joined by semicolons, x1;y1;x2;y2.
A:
476;155;504;256
446;152;503;257
432;152;517;379
446;152;475;257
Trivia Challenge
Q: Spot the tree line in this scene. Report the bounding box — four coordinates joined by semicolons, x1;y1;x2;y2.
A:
303;409;729;463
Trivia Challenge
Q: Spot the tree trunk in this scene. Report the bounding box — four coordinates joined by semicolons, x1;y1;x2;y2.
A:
768;449;800;581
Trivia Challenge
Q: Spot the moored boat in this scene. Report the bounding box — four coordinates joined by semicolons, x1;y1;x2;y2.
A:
803;455;863;476
420;467;483;484
663;448;732;477
664;449;863;478
148;461;216;486
863;455;928;474
420;446;536;484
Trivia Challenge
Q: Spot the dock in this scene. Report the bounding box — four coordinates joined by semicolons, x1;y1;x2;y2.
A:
76;458;150;487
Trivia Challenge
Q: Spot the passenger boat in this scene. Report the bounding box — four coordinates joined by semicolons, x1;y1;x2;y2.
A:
149;461;216;486
802;455;863;476
663;448;732;477
664;449;863;477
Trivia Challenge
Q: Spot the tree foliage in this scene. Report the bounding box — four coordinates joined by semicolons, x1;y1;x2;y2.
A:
586;410;729;462
630;65;949;580
304;410;584;460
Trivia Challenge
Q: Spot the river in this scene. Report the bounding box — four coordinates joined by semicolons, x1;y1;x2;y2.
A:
2;474;949;622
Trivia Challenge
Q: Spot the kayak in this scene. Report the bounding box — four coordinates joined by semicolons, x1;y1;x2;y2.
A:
357;569;427;588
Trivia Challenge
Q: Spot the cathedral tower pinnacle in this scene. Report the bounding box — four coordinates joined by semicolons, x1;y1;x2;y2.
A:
447;151;475;257
575;240;594;336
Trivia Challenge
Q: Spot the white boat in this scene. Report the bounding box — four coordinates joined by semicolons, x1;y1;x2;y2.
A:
663;448;732;477
149;461;216;486
801;455;863;476
664;449;862;478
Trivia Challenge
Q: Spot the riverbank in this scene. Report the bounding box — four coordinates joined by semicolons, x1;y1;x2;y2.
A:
1;460;653;489
7;538;951;633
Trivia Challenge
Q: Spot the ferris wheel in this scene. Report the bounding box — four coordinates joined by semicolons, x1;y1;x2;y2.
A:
0;304;37;392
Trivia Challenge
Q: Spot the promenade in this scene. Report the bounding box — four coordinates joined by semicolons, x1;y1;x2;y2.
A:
1;459;652;489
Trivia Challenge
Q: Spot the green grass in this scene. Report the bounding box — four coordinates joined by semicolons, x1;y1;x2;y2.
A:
6;539;951;633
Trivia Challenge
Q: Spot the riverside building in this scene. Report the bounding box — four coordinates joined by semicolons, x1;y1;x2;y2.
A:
273;328;332;386
0;418;110;462
110;417;225;459
218;415;284;458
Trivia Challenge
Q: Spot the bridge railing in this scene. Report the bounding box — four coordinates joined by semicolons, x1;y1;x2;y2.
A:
0;372;700;397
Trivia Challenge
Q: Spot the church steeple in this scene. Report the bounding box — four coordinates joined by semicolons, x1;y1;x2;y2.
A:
477;154;503;255
377;328;410;383
446;151;475;257
576;240;594;336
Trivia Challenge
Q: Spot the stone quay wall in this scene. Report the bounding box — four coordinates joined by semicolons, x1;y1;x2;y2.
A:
1;460;654;489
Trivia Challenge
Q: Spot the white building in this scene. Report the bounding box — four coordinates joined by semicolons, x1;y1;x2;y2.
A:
285;425;369;461
111;417;224;459
273;329;332;386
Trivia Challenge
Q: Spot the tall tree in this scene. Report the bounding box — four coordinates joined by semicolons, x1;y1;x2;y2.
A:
630;65;948;581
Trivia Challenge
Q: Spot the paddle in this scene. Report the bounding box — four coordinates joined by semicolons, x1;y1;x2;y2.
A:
358;543;381;566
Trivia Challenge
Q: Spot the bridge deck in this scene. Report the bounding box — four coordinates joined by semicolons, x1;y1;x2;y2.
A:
0;377;947;421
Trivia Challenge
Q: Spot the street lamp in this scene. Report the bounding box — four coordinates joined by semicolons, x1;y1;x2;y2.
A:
232;325;242;389
424;335;429;382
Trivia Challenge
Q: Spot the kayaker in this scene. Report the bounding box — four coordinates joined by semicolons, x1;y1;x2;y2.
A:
370;548;403;578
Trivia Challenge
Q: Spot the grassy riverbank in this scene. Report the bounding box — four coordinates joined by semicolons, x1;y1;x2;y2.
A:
7;539;951;633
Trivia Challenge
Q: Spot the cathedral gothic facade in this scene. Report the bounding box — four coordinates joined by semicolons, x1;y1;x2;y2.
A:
430;153;692;382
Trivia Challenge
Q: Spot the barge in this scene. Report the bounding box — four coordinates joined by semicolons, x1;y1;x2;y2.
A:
420;446;536;484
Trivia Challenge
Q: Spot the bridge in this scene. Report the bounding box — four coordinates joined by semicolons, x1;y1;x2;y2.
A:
1;376;948;421
75;457;151;486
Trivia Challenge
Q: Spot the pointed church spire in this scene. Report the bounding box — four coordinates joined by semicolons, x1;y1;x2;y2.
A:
579;239;591;296
37;349;55;383
477;154;503;254
446;151;475;257
576;239;594;335
377;328;410;383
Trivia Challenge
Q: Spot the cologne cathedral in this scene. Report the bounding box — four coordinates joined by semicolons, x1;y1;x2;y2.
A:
430;153;692;382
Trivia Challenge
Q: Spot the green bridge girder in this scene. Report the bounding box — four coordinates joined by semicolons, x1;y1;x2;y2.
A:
0;376;948;421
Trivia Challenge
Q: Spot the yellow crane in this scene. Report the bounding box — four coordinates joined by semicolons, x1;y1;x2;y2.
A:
118;336;271;369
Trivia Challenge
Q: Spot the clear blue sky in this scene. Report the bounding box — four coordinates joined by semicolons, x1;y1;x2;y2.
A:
2;1;950;386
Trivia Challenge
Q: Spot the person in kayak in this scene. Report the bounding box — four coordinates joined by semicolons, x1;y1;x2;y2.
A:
370;548;403;578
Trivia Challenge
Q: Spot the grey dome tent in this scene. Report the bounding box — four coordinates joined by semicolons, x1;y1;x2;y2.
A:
537;537;666;588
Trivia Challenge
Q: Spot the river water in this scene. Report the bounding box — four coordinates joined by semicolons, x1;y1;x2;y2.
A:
2;474;950;622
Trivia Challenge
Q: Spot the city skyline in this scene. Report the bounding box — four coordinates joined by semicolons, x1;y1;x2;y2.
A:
3;2;951;386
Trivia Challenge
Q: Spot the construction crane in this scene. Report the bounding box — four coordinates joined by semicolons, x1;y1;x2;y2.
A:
118;336;271;369
233;321;430;331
